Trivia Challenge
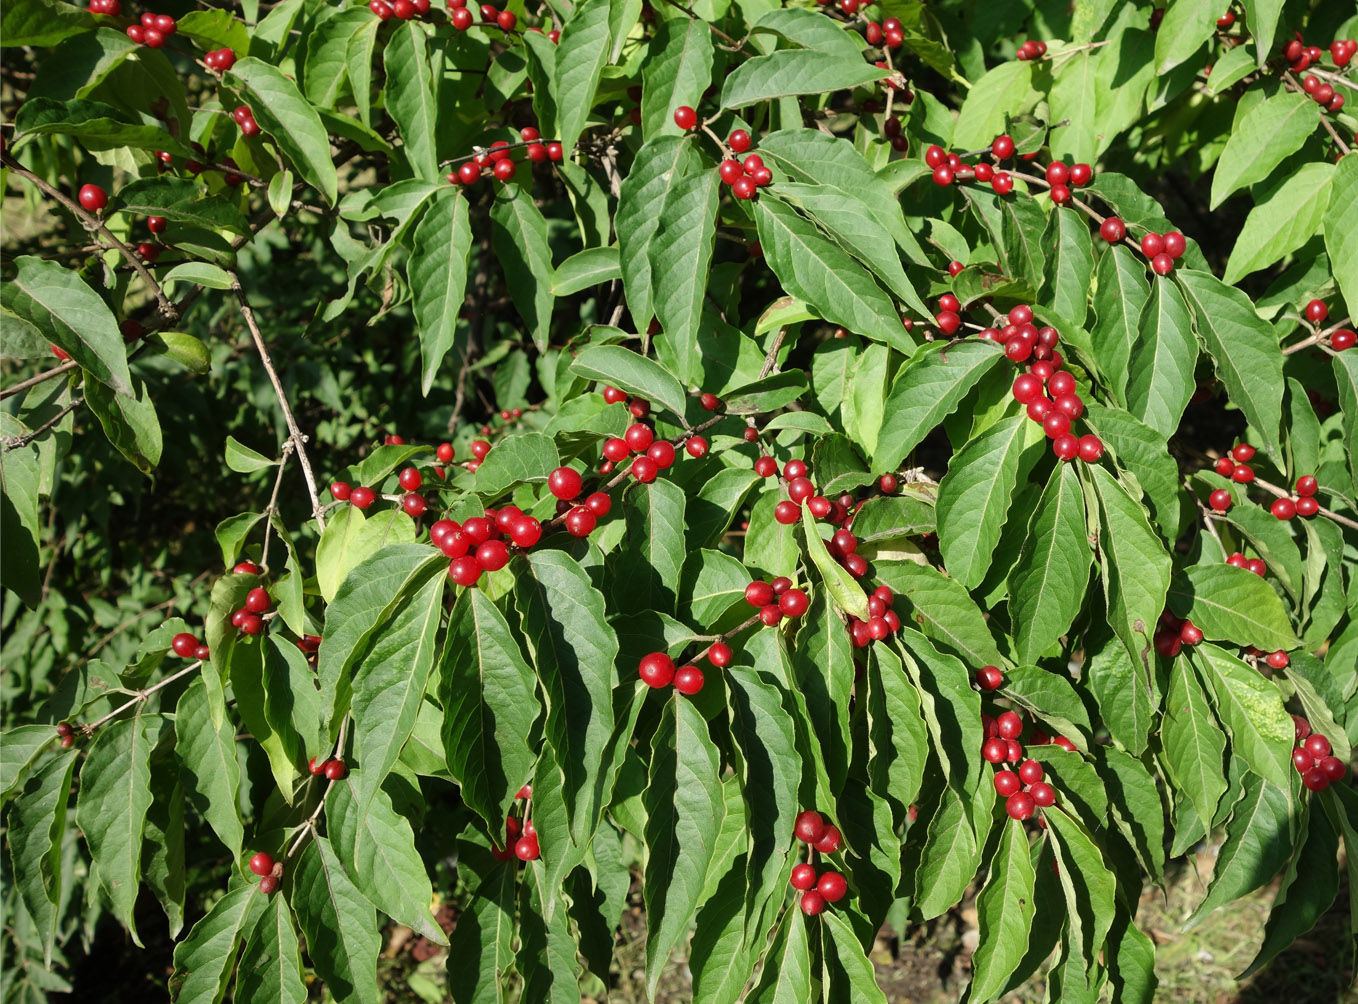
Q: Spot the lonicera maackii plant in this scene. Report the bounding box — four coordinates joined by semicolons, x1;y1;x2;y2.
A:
2;0;1357;1000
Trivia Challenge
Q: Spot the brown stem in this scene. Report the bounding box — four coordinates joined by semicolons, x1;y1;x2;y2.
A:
259;442;294;573
1282;72;1352;155
1250;475;1358;532
2;396;83;452
1;153;178;322
230;277;327;530
81;661;202;734
285;715;350;859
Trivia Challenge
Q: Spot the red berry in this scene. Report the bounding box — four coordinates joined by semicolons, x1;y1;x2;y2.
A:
1151;253;1174;275
1076;434;1103;462
759;604;783;627
1100;217;1126;243
260;875;279;894
630;456;659;483
1005;791;1035;820
992;172;1014;194
790;863;817;890
1333;330;1356;351
1293;715;1312;742
794;809;825;843
515;834;540;860
1264;650;1289;669
778;588;809;617
774;501;800;525
685;436;709;458
324;759;347;780
982;737;1008;763
991;134;1014;159
564;505;597;537
475;540;510;571
729;129;751;152
1302;767;1330;792
816;871;847;902
707;642;733;667
799;890;826;915
1295;475;1318;497
976;665;1003;690
995;711;1022;739
1231;464;1254;483
1208;489;1232;512
1018;759;1044;784
1162;231;1186;258
448;556;482;587
171;632;198;657
548;466;583;500
1304;299;1328;323
745;581;775;607
1293;747;1313;773
639;652;676;688
1028;782;1055;807
673;105;697;130
674;665;704;695
1270;498;1296;520
1304;734;1331;760
647;441;676;469
249;852;275;876
994;770;1021;796
1179;620;1203;645
78;184;107;212
1295;496;1319;517
245;586;272;613
1141;233;1164;257
624;423;654;453
814;824;842;854
1318;756;1346;782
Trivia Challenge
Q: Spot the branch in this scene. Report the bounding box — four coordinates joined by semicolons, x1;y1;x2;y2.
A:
81;661;202;734
1;153;179;322
1282;72;1352;156
1250;475;1358;532
285;716;350;860
230;277;327;531
259;441;294;573
2;396;83;451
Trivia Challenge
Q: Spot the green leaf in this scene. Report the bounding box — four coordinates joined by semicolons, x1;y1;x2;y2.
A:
169;881;265;1004
410;190;473;396
687;467;761;547
721;50;885;108
224;436;277;474
1048;53;1098;164
291;837;379;1004
1010;463;1092;665
1153;0;1215;72
569;345;688;419
491;184;556;353
383;22;439;180
643;696;725;999
722;371;810;415
175;8;249;52
1002;665;1093;745
447;858;516;1004
801;505;870;621
238;893;306;1004
75;716;156;944
7;749;76;965
641;16;714;138
441;587;541;837
1210;91;1319;209
327;780;446;944
822;910;888;1002
518;863;581;1002
774;181;928;317
2;256;131;396
754;196;909;353
873;340;1007;472
317;543;443;730
652;170;720;386
1045;807;1116;968
227;58;338;204
1220;502;1303;601
937;415;1043;590
968;818;1037;1001
1337;352;1358;497
750;912;811;1004
878;563;1004;668
227;637;299;803
961;186;1048;290
1185;772;1293;927
1093;745;1166;885
1242;803;1338;977
553;0;612;153
791;591;857;791
1223;163;1334;283
616;135;698;329
472;432;561;496
849;494;936;542
150;332;212;374
552;246;620;295
1;0;93;46
897;629;986;812
1167;564;1297;653
14;97;191;155
1324;155;1358;317
1042;207;1095;324
513;549;620;844
1082;403;1182;540
611;478;687;617
175;677;244;857
1090;245;1150;407
1126;276;1197;438
1191;644;1295;791
1085;635;1155;755
912;787;979;919
84;374;162;473
952;61;1037;149
350;572;444;809
867;644;928;825
1085;464;1171;669
1162;659;1227;834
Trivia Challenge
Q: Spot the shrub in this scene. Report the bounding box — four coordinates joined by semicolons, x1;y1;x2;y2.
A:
2;0;1356;1001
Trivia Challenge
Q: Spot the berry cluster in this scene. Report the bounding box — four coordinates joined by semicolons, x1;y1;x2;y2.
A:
203;47;236;71
1304;297;1354;351
1291;717;1347;792
448;129;563;186
249;851;283;895
991;305;1104;464
87;0;122;14
1138;230;1187;276
125;12;176;47
307;755;348;780
228;585;273;636
716;130;773;202
170;631;211;661
1152;609;1203;658
791;809;845;916
637;651;705;695
1300;72;1346;114
439;510;534;586
1014;39;1048;60
490;788;540;860
992;757;1055;821
602;420;683;484
1225;552;1268;577
231;105;260;138
1285;35;1355;98
368;0;430;20
846;585;901;648
1207;441;1325;521
744;577;810;626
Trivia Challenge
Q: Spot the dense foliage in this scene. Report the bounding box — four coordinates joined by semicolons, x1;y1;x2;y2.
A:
2;0;1358;1000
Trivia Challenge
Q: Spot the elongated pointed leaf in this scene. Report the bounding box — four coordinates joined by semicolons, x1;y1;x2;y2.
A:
1223;163;1333;283
611;478;687;617
292;836;379;1004
877;563;1003;668
1090;246;1149;407
228;58;337;204
1126;276;1196;438
800;505;870;621
1162;661;1227;833
1241;804;1338;977
1210;92;1318;208
1166;564;1297;653
570;344;688;419
968;818;1036;1001
1046;807;1116;969
867;644;928;825
1082;403;1181;540
643;696;724;998
170;881;266;1004
441;588;540;837
1010;463;1092;665
383;22;438;180
1191;644;1295;790
721;50;885;108
7;750;76;965
1041;206;1095;323
410;190;473;396
1185;773;1293;927
652;170;719;385
491;184;555;353
238;893;306;1004
822;910;888;1002
448;858;517;1004
641;16;714;139
1324;155;1358;316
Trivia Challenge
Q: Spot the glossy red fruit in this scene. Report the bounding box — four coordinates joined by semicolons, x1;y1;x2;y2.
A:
548;466;583;500
470;439;492;460
78;184;108;212
1302;767;1330;792
1151;253;1174;275
1333;330;1356;351
794;809;825;843
992;172;1014;194
1292;714;1312;742
639;652;676;688
1100;217;1126;242
1271;498;1297;520
565;506;597;537
172;632;198;657
774;501;800;525
448;556;482;587
1264;650;1289;669
745;580;775;607
1028;782;1056;807
800;890;826;916
324;759;348;780
1231;464;1254;483
1018;759;1044;784
995;711;1023;739
814;824;842;854
994;770;1021;796
624;423;654;453
1141;233;1164;257
1304;299;1328;323
1179;620;1203;645
1304;734;1331;760
674;665;705;695
648;441;676;469
759;604;783;627
238;613;263;635
982;737;1008;763
991;134;1015;159
728;129;752;153
630;456;659;483
1162;231;1186;258
707;642;733;667
1208;489;1232;512
308;756;327;776
475;540;510;571
509;516;542;548
816;871;847;902
1295;475;1318;497
1005;791;1036;820
249;852;275;876
1318;756;1346;782
790;863;817;890
673;105;697;130
1293;746;1313;773
514;834;540;860
778;588;809;617
245;586;272;613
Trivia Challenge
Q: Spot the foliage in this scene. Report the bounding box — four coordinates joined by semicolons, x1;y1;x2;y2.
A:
2;0;1358;1001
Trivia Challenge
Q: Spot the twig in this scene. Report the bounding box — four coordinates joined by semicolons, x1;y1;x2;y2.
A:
230;277;327;531
1188;480;1226;553
258;442;294;573
1282;315;1351;356
1250;475;1358;531
658;0;744;48
1304;67;1358;93
1;153;179;322
1282;72;1352;155
0;360;79;402
2;397;83;452
80;661;202;734
285;716;350;859
758;328;788;379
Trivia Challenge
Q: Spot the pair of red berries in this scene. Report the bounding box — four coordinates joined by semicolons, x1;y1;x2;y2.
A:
307;756;348;780
601;385;654;420
126;12;176;47
1140;230;1186;275
1014;38;1048;60
330;482;378;509
249;851;282;893
87;0;122;13
1270;474;1321;520
981;710;1027;765
232;105;260;138
637;652;704;695
993;758;1056;820
171;632;210;661
229;586;273;636
1291;719;1346;791
441;0;515;30
1226;552;1268;577
1152;609;1202;658
55;721;76;748
793;809;843;852
790;863;847;915
491;815;540;861
864;16;907;50
203;47;236;70
744;578;810;625
601;424;679;484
